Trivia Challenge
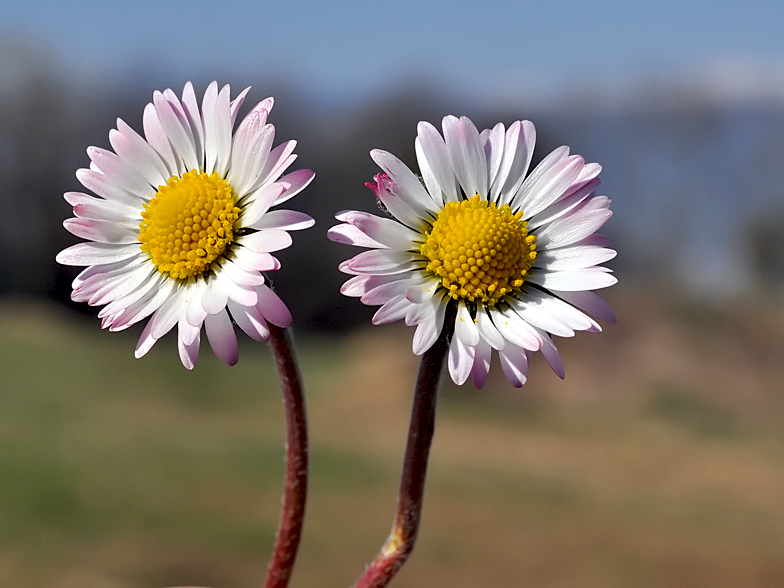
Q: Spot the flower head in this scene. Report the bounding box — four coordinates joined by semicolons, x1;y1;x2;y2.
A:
57;82;315;369
329;116;616;388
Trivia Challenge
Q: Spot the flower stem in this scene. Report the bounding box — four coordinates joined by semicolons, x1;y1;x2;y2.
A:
353;306;455;588
264;325;309;588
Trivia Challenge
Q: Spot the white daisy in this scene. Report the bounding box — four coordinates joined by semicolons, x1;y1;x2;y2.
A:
57;82;315;369
329;116;616;388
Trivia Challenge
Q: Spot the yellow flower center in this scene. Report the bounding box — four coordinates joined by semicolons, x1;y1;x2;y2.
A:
139;170;241;280
420;194;536;306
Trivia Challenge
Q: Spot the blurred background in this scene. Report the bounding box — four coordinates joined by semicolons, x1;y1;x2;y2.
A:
2;0;784;586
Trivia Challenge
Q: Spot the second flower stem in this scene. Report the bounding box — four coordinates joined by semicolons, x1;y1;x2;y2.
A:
264;325;309;588
354;305;455;588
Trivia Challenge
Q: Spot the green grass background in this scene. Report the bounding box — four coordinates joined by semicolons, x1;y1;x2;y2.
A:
2;289;784;588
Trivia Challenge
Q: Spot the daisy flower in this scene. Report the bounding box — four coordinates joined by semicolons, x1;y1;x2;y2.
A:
57;82;315;369
329;116;616;388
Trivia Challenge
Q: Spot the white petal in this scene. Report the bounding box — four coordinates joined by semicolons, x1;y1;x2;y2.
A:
213;85;233;177
369;173;425;230
415;136;444;208
134;318;158;359
454;301;480;346
372;294;412;325
340;274;400;297
253;210;314;231
477;306;506;350
442;115;487;199
239;228;292;253
483;122;505;193
110;122;169;188
535;328;565;379
241;183;286;226
228;298;270;342
178;328;200;370
494;120;536;205
515;154;584;219
76;169;142;206
509;297;575;338
448;335;474;386
343;211;420;250
529;269;617;291
494;307;542;351
153;91;198;172
535;202;613;250
412;298;446;355
205;308;239;366
63;218;138;244
201;278;229;314
181;82;205;166
143;103;178;175
416;121;457;203
536;245;616;271
202;81;220;173
56;243;141;266
149;286;187;339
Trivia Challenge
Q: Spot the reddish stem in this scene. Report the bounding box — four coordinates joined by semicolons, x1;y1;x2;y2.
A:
353;307;454;588
264;325;309;588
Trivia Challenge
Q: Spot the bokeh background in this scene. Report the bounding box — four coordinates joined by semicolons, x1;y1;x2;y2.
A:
2;0;784;586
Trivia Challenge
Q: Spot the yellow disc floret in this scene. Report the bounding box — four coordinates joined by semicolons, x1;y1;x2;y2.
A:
139;170;241;280
420;194;537;306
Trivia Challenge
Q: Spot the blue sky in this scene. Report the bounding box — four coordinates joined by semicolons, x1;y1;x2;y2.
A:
4;0;784;106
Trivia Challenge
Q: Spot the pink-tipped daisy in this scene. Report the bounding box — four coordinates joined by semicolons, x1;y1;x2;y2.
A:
329;116;616;388
57;82;315;369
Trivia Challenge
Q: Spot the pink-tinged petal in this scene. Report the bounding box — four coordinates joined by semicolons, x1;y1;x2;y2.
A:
535;245;616;271
361;276;414;306
342;211;419;250
255;284;292;328
448;335;474;386
505;144;569;208
241;183;286;226
370;149;439;215
253;210;314;231
477;306;506;350
442;115;487;199
522;289;595;331
528;178;599;229
493;121;537;205
328;223;387;249
495;308;542;351
259;140;297;184
551;289;617;324
56;243;141;266
63;218;138;244
272;169;316;206
76;169;142;206
72;254;144;291
87;146;156;199
228;298;270;342
529;269;617;291
368;174;424;230
498;342;530;388
109;277;175;332
86;264;154;307
232;247;280;272
340;274;399;297
134;318;158;359
230;88;255;126
471;339;493;389
98;272;162;322
205;309;239;366
535;328;565;379
202;81;219;173
143;102;178;174
178;310;202;346
372;294;411;325
178;328;200;370
110;123;169;187
155;90;198;172
239;228;292;253
416;121;457;204
535;204;613;250
201;278;229;315
454;301;480;346
515;154;584;219
181;82;205;165
345;249;417;275
412;298;446;355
